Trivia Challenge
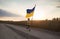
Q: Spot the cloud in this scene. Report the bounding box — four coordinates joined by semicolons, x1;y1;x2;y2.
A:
0;9;19;17
47;0;60;2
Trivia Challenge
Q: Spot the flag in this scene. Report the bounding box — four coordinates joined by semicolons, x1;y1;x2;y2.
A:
26;5;35;18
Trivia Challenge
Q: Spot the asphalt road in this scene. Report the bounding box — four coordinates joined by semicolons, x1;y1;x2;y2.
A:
0;24;26;39
0;23;60;39
0;23;39;39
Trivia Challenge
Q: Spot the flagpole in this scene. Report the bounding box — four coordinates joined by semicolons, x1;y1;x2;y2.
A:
31;4;36;26
31;15;33;26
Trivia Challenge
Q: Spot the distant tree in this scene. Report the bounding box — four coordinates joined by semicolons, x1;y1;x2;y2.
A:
52;18;56;21
45;19;48;21
56;18;58;21
52;18;60;21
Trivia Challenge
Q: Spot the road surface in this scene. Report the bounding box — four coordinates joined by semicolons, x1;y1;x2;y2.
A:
0;23;60;39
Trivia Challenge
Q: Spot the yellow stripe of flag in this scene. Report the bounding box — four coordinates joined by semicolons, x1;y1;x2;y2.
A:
26;11;34;18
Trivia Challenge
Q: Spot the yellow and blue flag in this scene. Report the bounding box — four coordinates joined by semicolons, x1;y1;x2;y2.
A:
26;5;35;18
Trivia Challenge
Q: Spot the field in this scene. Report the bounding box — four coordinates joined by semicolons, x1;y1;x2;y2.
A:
0;19;60;32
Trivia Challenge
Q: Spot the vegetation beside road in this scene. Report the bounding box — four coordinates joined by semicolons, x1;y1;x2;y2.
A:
0;18;60;32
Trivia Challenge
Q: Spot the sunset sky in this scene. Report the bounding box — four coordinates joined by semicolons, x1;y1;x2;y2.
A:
0;0;60;21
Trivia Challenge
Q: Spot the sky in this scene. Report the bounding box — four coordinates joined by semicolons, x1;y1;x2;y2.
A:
0;0;60;21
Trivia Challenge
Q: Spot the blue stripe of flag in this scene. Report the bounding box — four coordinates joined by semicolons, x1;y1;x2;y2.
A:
27;6;35;14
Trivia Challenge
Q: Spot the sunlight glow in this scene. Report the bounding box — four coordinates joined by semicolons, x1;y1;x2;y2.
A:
0;0;60;21
33;10;45;20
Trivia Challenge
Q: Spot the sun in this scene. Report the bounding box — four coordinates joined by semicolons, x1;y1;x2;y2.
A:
29;6;46;20
32;10;45;20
